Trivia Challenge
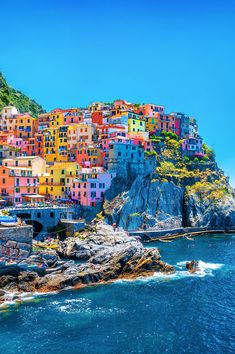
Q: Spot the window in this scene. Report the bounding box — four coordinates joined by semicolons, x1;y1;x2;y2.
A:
37;212;41;218
118;152;121;157
50;212;54;218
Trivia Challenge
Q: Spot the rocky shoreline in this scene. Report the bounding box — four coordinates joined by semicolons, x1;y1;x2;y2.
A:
0;223;174;305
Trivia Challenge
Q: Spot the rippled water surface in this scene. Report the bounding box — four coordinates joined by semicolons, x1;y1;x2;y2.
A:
0;234;235;354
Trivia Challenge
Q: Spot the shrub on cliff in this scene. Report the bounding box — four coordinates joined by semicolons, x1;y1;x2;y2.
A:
202;144;215;161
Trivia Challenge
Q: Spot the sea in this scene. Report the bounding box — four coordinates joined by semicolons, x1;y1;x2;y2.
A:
0;234;234;354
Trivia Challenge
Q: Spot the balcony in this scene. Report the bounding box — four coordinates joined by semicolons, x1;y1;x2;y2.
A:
40;182;65;186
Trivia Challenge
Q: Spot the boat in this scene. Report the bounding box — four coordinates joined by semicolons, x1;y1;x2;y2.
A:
185;236;195;241
0;215;17;223
158;239;172;243
0;215;18;227
0;222;19;227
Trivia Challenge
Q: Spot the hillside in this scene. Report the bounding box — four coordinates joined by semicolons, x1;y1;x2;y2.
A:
0;73;45;117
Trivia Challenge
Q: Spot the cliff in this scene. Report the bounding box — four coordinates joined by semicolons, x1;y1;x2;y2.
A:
104;134;235;231
0;73;44;116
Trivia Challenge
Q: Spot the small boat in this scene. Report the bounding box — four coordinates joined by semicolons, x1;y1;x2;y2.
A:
0;215;17;222
158;239;172;243
0;222;19;227
185;236;194;241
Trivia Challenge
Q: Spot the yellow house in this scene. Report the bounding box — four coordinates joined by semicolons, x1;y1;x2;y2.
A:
49;110;64;129
56;126;68;162
39;162;81;200
43;126;69;163
128;114;146;133
43;128;57;163
146;116;159;133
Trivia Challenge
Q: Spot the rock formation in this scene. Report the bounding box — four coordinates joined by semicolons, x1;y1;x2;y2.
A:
0;223;174;302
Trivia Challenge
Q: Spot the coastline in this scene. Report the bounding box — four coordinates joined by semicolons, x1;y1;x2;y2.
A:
0;222;174;306
1;225;234;310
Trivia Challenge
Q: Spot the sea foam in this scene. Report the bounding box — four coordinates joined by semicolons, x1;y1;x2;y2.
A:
153;260;224;280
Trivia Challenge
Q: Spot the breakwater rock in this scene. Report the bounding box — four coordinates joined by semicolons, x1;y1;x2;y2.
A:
0;223;174;299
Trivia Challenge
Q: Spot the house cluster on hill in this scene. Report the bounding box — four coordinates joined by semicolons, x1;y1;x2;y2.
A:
0;100;204;206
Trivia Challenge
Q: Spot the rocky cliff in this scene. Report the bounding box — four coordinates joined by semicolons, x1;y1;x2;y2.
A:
103;135;235;231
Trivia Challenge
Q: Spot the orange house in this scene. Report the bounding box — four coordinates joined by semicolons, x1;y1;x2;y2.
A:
0;166;15;203
15;114;37;139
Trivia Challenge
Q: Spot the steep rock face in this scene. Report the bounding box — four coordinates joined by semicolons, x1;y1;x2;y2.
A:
104;175;184;230
104;174;235;231
185;194;235;228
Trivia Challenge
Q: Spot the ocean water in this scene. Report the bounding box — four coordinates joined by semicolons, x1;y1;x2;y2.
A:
0;234;235;354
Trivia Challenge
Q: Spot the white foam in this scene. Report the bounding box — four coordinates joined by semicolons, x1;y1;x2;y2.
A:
0;290;58;310
153;260;224;280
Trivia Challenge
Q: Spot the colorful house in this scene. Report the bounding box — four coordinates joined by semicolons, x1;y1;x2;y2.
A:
0;166;15;204
15;114;37;139
182;137;203;156
39;162;80;200
71;167;115;206
128;113;146;133
2;156;46;204
0;106;18;131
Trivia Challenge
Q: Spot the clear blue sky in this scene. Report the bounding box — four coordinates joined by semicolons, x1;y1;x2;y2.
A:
0;0;235;185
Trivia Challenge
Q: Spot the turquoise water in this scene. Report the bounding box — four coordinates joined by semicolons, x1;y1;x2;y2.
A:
0;235;235;354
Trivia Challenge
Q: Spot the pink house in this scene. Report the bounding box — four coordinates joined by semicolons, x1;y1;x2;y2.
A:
7;135;26;149
71;167;115;206
2;156;46;204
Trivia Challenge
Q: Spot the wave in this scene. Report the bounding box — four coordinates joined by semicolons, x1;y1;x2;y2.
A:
0;290;58;311
153;260;224;280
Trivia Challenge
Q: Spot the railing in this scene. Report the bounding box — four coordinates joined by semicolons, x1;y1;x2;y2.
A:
40;182;65;186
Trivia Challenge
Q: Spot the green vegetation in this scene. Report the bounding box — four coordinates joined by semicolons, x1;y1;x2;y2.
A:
186;175;232;202
160;130;178;140
0;72;45;117
202;143;215;161
145;150;157;156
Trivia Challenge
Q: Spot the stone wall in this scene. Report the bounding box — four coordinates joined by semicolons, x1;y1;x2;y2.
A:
0;225;33;260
